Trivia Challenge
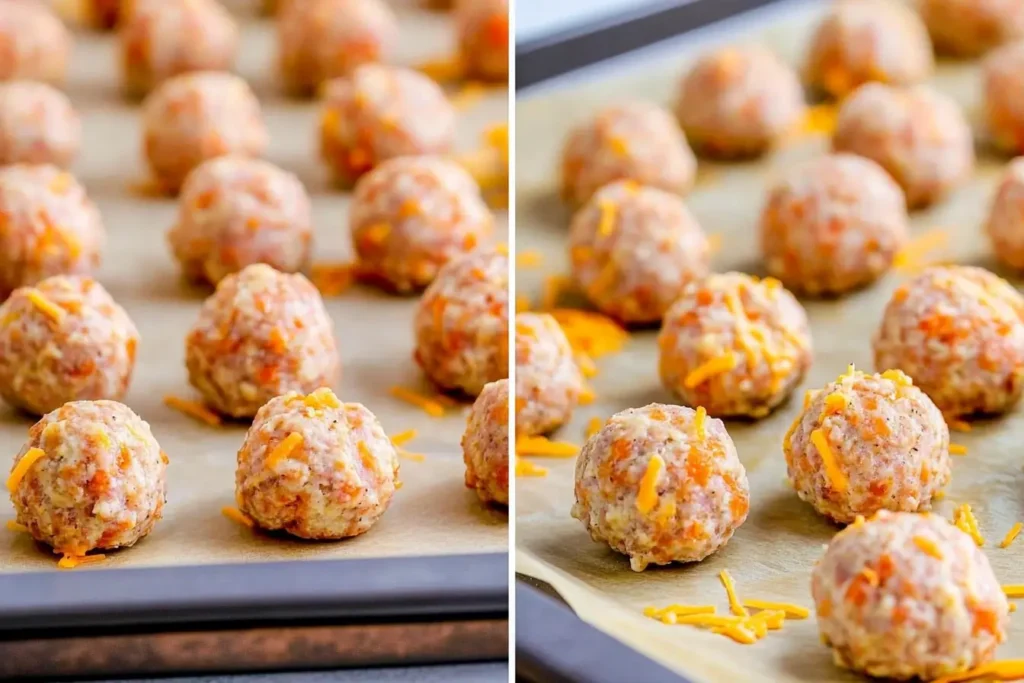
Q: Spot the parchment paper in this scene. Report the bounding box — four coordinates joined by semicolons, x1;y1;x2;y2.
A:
0;1;509;572
515;1;1024;680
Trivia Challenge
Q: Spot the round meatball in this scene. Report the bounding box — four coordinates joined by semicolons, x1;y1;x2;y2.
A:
0;165;104;301
462;378;509;505
873;265;1024;417
8;400;168;558
278;0;397;96
833;83;974;210
983;41;1024;155
675;46;805;159
784;368;950;524
456;0;509;82
569;180;709;324
919;0;1024;58
413;247;508;396
319;65;456;186
0;81;80;168
185;264;340;419
235;388;398;539
759;154;909;296
658;272;812;418
572;403;749;571
168;156;312;286
0;1;70;85
986;157;1024;269
803;0;933;99
812;511;1008;680
142;72;267;193
560;101;697;206
350;156;494;293
515;312;584;437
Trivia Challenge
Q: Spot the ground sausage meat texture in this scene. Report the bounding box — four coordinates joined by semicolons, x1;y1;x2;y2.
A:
515;312;584;437
0;80;80;168
461;378;509;506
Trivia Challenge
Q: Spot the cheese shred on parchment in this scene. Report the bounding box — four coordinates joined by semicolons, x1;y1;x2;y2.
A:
1002;585;1024;598
222;506;255;528
741;600;810;619
516;436;578;457
585;417;603;439
389;386;446;417
949;443;968;455
1001;522;1023;549
7;448;46;493
719;569;748;617
164;395;221;427
58;553;106;570
515;456;547;477
953;504;985;547
930;660;1024;683
390;429;418;447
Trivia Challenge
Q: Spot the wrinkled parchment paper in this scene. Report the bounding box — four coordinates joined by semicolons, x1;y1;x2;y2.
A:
515;1;1024;679
0;1;508;572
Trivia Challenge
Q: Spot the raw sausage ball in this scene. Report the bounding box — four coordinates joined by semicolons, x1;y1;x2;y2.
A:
0;81;80;168
235;388;398;539
812;511;1008;680
675;46;805;159
350;155;494;293
569;180;709;324
168;156;312;285
119;0;238;97
833;83;974;210
0;0;71;85
462;378;509;506
919;0;1024;57
319;65;455;186
8;400;168;558
0;165;104;301
759;153;909;296
515;312;584;437
986;157;1024;269
142;72;267;193
784;368;950;524
413;247;509;396
982;41;1024;155
456;0;509;82
0;276;139;416
873;265;1024;417
572;403;750;572
658;272;813;418
185;264;340;419
560;101;697;206
803;0;933;99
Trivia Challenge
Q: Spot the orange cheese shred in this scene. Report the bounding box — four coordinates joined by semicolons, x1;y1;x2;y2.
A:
222;506;255;528
7;448;47;493
415;55;464;82
585;417;603;439
597;199;617;237
578;387;596;405
1001;523;1023;549
719;569;748;617
515;456;548;477
575;353;598;379
26;289;66;324
948;418;972;433
953;504;985;546
913;535;944;560
389;386;445;417
712;623;758;645
635;455;664;514
741;599;809;619
931;660;1024;683
893;228;950;272
643;604;716;620
516;250;543;268
5;520;28;533
310;262;357;297
390;429;418;447
823;393;848;415
1011;603;1018;613
398;449;426;462
810;429;847;493
164;395;221;427
694;406;707;441
265;432;303;469
516;436;578;457
58;553;106;569
684;352;738;389
516;294;531;312
950;444;968;455
1002;585;1024;598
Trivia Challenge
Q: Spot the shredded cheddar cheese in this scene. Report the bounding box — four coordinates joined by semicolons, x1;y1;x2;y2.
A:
695;406;707;441
1012;603;1019;613
7;448;46;493
26;289;65;324
893;228;950;272
5;520;28;533
597;199;617;237
576;353;597;379
1001;523;1023;549
451;83;487;110
742;600;809;619
541;275;572;310
1003;585;1024;598
585;417;603;439
389;386;445;417
222;506;255;528
265;432;303;469
684;352;738;389
953;504;985;546
516;294;531;312
930;660;1024;683
712;624;757;644
823;392;848;415
58;553;106;569
310;262;357;297
516;436;579;457
415;56;464;82
516;251;543;268
643;604;716;619
398;449;426;462
515;456;547;477
164;395;221;427
796;103;838;137
948;418;972;433
949;444;968;455
719;569;748;617
390;429;418;447
913;535;944;560
810;429;847;493
636;455;664;514
549;309;629;358
579;387;596;405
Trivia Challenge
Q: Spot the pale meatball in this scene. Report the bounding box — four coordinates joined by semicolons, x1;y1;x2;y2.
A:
0;1;71;85
0;81;80;168
0;165;104;300
675;46;805;159
456;0;509;82
569;180;709;324
413;247;508;396
873;265;1024;417
982;41;1024;155
784;368;950;524
142;72;267;193
804;0;933;99
8;400;168;558
560;102;697;206
461;378;509;506
319;65;456;186
986;157;1024;269
515;312;584;437
185;264;340;418
119;0;238;97
278;0;397;96
658;273;813;418
833;83;974;210
812;511;1008;680
235;388;398;539
572;403;749;572
919;0;1024;57
168;156;312;285
0;276;138;416
350;156;494;293
760;154;909;296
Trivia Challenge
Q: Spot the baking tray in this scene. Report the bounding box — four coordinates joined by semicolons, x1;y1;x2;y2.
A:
515;0;1024;681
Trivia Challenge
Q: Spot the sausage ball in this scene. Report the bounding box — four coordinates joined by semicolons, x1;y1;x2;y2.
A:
873;265;1024;417
0;81;80;168
185;264;340;419
8;400;168;558
456;0;509;82
759;153;909;296
572;403;749;572
560;101;697;206
983;41;1024;155
462;378;509;506
919;0;1024;58
515;312;584;437
812;511;1008;680
569;180;709;324
0;165;104;301
168;156;312;286
833;83;974;210
0;0;71;85
803;0;933;99
235;388;398;539
413;247;508;396
277;0;397;96
675;46;805;159
658;273;813;418
784;368;950;524
350;156;493;293
319;65;455;186
142;72;267;193
986;157;1024;269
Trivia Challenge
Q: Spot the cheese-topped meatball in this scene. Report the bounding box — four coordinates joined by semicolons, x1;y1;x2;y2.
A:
982;41;1024;155
0;0;71;85
515;312;584;437
456;0;509;82
986;157;1024;269
462;378;509;506
0;81;80;168
919;0;1024;57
